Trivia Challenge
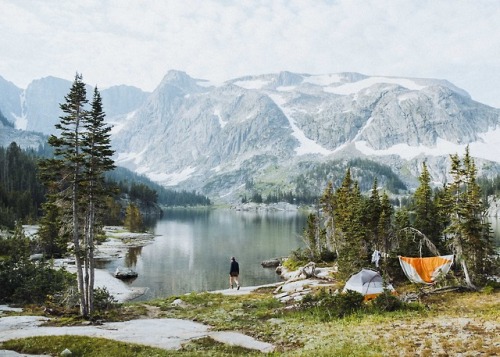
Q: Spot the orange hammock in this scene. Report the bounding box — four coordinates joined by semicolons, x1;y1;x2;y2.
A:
398;255;454;284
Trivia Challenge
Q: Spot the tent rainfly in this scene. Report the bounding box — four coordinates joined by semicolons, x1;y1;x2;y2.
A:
398;255;454;285
343;269;395;301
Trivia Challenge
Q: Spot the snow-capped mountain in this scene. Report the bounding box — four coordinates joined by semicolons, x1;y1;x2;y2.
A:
111;70;500;199
1;70;500;201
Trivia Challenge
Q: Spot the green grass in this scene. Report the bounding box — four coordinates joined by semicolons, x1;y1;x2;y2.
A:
151;291;284;333
1;335;265;356
1;288;499;356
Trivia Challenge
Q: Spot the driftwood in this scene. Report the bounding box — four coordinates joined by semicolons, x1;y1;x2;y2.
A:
300;262;317;278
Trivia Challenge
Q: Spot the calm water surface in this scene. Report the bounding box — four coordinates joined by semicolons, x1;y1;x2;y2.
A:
103;209;307;301
102;211;500;301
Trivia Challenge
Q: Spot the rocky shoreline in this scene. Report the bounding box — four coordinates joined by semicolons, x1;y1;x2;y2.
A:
23;224;338;304
25;225;156;303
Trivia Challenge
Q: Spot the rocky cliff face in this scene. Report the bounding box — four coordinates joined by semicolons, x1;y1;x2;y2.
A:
1;70;500;201
111;70;500;200
0;75;22;126
0;76;149;135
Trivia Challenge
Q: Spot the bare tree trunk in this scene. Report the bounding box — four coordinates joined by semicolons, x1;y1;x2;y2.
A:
88;199;95;315
461;259;476;290
73;179;87;317
83;211;90;316
73;106;88;318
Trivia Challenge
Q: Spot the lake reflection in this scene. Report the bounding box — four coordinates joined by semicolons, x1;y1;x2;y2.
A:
104;209;307;301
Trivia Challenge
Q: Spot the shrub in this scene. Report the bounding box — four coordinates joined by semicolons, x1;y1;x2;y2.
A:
326;290;365;317
300;289;365;320
283;248;309;271
0;259;74;305
93;287;118;312
371;290;402;312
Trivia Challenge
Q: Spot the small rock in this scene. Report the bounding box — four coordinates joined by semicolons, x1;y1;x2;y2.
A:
171;298;188;308
61;348;72;356
268;318;285;325
114;267;138;279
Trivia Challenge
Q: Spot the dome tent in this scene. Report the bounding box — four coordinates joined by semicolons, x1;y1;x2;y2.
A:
343;269;395;301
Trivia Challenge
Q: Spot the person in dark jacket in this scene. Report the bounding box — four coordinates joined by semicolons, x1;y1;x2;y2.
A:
229;256;240;290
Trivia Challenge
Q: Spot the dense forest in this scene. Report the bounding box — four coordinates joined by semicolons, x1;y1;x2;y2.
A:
106;167;211;207
0;142;211;230
294;158;407;196
0;143;46;228
243;158;408;205
298;149;499;289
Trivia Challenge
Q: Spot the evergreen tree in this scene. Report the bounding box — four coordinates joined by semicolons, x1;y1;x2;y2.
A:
334;170;369;278
37;198;66;258
40;73;89;316
378;191;394;254
319;181;336;255
302;213;322;260
365;178;382;250
0;143;46;227
446;147;495;287
38;74;114;317
80;87;115;313
124;203;144;233
412;162;442;252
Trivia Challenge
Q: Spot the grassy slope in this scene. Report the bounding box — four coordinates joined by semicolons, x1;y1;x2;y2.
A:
1;288;499;356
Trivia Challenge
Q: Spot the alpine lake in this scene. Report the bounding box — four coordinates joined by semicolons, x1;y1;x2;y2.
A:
99;208;500;302
99;208;308;301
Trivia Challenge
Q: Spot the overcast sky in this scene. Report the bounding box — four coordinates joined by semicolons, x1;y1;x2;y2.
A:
1;0;499;107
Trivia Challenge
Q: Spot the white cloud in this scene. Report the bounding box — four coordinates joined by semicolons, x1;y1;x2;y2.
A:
0;0;499;107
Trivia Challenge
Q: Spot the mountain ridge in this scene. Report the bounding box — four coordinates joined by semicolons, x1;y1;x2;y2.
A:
1;71;500;202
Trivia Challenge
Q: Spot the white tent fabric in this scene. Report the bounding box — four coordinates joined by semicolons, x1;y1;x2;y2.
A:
343;269;395;300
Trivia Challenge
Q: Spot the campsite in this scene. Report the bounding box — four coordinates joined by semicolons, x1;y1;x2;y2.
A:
1;148;499;355
1;257;498;356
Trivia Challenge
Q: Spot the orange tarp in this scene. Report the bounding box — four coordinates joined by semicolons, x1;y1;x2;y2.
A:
399;255;454;284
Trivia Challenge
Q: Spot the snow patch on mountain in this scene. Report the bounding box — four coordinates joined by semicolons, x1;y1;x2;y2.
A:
355;127;500;162
325;77;426;95
12;113;27;130
234;79;271;90
214;108;228;128
110;110;137;134
268;93;333;156
196;80;222;88
397;92;420;104
352;116;375;141
13;91;27;130
148;167;196;186
115;146;148;167
473;128;500;162
303;74;342;86
276;86;297;92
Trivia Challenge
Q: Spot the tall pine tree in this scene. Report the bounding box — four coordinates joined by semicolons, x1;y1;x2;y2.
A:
413;162;442;253
446;147;495;288
80;87;115;313
39;74;115;317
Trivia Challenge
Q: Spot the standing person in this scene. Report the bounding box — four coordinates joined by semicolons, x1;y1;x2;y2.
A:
229;256;240;290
